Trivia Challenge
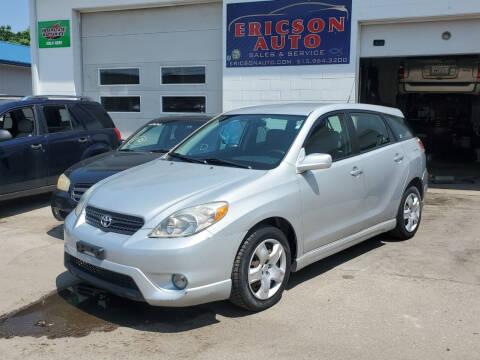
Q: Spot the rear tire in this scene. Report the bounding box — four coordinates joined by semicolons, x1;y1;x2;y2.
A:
230;226;291;312
390;186;422;240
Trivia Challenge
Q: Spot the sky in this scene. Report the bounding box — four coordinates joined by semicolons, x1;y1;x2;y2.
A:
0;0;29;32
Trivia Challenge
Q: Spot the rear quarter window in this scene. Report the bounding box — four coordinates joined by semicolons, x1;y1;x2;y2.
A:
70;103;115;130
384;115;414;141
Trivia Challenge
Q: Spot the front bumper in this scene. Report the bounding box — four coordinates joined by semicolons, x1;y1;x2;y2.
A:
64;213;241;307
51;190;76;219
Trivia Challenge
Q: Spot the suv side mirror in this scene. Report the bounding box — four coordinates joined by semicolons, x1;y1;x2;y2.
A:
296;153;332;174
0;129;12;142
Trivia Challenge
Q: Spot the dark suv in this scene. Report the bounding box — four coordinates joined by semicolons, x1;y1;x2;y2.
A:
0;96;121;201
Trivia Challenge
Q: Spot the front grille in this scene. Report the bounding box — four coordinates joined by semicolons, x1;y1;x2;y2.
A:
66;253;139;291
85;206;144;235
71;183;93;202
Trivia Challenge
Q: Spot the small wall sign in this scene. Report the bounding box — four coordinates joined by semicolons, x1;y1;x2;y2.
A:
38;20;70;48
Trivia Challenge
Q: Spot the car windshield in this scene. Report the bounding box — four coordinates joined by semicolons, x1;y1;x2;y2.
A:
170;114;306;170
120;120;202;152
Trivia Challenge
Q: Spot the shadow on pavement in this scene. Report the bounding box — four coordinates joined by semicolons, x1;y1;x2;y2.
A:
0;193;51;219
0;235;387;339
47;224;64;240
287;236;385;290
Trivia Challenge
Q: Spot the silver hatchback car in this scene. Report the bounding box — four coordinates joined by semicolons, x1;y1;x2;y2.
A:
64;103;427;311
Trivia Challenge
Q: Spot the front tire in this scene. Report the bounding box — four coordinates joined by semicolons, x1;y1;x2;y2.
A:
230;226;291;311
51;207;68;221
390;186;422;240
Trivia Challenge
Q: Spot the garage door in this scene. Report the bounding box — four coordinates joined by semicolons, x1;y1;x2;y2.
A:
360;18;480;58
81;2;222;136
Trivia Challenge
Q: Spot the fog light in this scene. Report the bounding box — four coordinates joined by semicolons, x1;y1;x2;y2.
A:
172;274;188;290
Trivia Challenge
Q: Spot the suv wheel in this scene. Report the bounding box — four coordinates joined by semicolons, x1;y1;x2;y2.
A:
230;226;291;311
390;186;422;240
52;207;68;221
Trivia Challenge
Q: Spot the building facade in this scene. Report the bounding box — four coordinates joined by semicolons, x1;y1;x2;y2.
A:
29;0;480;138
0;41;31;95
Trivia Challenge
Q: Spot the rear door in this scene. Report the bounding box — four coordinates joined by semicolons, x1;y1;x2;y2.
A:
0;106;48;194
348;111;410;227
40;104;90;185
298;112;366;252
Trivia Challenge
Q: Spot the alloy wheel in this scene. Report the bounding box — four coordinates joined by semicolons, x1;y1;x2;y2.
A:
248;239;287;300
404;193;421;232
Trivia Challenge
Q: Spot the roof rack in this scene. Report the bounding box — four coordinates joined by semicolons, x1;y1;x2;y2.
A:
22;95;93;101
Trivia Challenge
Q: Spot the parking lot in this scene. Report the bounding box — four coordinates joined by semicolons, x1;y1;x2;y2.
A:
0;189;479;360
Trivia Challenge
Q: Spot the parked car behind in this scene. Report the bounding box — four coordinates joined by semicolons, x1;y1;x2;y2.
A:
0;96;121;201
51;115;210;220
64;103;427;311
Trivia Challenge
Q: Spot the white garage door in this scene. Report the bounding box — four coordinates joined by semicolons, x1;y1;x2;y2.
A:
361;18;480;58
81;2;222;135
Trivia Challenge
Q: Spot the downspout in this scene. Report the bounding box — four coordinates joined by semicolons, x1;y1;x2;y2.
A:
29;0;39;95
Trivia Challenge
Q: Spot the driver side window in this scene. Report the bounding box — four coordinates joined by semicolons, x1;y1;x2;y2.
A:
0;107;35;139
304;113;352;161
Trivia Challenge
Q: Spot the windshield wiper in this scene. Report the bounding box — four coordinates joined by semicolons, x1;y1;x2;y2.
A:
203;158;252;169
168;152;206;164
118;148;133;152
150;149;170;153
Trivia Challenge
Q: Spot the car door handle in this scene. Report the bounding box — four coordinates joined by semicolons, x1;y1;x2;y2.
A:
31;143;43;150
394;154;404;163
78;137;89;143
350;167;363;177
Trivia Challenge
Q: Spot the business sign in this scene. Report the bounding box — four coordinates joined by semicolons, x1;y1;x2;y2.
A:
226;0;351;68
38;20;70;48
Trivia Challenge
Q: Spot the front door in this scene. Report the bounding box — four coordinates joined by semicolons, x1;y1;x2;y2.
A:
298;112;366;253
0;106;47;195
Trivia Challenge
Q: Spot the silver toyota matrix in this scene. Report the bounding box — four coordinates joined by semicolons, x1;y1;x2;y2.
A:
64;103;427;311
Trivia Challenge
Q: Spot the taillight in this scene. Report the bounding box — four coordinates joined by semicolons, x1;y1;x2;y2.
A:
398;66;405;80
477;64;480;79
113;128;122;142
417;138;425;151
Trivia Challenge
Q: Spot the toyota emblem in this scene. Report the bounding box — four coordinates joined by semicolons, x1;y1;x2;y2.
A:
100;214;112;228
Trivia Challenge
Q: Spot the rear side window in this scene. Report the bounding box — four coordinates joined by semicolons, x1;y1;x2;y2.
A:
384;115;414;141
71;103;115;130
350;112;390;152
43;105;82;133
304;113;352;161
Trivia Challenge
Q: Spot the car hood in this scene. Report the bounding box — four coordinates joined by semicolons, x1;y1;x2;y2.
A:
67;151;163;185
87;159;266;223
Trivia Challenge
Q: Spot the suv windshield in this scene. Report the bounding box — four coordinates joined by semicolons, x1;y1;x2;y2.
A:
170;114;306;170
120;121;202;152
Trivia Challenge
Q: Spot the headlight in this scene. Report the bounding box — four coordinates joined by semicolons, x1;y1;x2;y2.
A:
57;173;70;192
150;202;228;238
75;186;94;216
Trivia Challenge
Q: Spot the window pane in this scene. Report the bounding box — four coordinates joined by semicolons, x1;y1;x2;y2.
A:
100;68;139;85
43;105;76;133
304;114;352;161
72;103;115;130
0;107;35;138
162;67;205;84
162;96;206;113
101;97;140;112
385;115;414;141
351;113;390;151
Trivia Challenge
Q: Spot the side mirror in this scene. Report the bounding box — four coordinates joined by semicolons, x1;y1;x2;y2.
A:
296;153;332;174
0;129;12;142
